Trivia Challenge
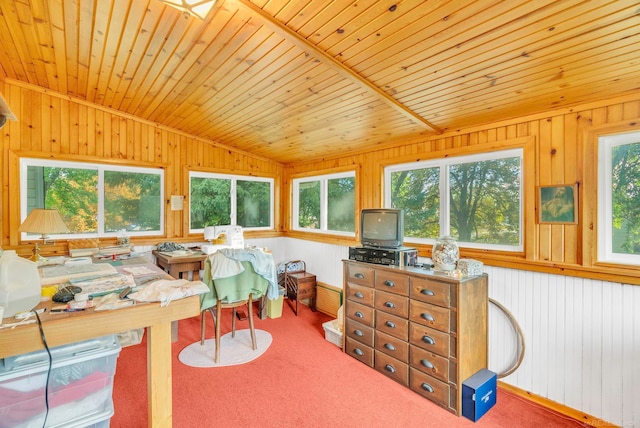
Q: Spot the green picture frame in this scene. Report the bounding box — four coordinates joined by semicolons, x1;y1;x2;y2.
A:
538;184;578;224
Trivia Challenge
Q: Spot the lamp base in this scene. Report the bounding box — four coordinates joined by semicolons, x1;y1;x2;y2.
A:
29;242;48;263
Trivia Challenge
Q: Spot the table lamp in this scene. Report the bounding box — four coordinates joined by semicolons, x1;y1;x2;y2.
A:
18;208;70;262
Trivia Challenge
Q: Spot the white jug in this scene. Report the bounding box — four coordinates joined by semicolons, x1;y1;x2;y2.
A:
0;250;41;318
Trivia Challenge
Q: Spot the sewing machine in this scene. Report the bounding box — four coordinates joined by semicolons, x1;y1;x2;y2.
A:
201;225;245;254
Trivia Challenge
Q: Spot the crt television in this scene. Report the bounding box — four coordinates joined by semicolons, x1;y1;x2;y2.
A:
360;208;404;248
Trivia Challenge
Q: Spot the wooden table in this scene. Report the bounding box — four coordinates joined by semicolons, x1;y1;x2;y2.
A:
153;251;207;281
0;294;200;428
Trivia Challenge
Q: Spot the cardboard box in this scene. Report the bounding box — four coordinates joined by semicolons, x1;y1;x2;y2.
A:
462;368;497;422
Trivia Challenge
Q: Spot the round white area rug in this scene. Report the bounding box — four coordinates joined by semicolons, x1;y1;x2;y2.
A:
178;329;272;368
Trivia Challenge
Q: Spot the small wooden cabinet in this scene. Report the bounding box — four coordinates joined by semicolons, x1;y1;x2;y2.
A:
343;260;488;416
285;271;317;315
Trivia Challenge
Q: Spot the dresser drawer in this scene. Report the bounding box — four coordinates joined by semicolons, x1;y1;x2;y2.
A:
411;277;451;308
375;330;409;362
409;300;452;333
410;368;454;411
347;283;375;307
345;337;374;366
375;351;409;386
346;301;375;327
376;311;408;340
375;270;409;296
345;263;375;287
345;319;374;347
409;323;452;358
375;289;409;318
409;345;455;384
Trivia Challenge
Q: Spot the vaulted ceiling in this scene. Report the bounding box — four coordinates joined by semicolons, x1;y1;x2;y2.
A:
0;0;638;164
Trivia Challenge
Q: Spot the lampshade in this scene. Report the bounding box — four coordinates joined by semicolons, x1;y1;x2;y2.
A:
19;209;70;238
159;0;216;19
19;209;69;263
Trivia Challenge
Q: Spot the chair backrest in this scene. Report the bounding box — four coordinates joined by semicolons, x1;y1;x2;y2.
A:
201;258;269;310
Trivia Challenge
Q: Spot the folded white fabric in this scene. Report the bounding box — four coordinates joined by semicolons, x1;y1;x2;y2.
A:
129;279;209;307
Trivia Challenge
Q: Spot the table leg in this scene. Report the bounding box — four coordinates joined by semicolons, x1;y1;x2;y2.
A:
147;322;173;428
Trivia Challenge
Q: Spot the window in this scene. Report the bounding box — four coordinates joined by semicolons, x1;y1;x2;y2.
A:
292;171;356;235
20;158;164;238
384;149;523;251
189;172;273;231
598;130;640;265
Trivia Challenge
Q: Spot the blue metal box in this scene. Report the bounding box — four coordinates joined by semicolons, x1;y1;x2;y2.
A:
462;368;497;422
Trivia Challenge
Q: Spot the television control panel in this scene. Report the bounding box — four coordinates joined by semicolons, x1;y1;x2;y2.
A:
348;246;417;267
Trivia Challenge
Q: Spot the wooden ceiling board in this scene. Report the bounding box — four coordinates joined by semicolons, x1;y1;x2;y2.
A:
1;0;639;163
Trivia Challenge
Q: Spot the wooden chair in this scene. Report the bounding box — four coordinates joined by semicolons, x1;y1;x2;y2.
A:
200;258;268;363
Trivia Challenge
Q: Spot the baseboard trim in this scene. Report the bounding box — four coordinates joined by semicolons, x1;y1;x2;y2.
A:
497;381;619;427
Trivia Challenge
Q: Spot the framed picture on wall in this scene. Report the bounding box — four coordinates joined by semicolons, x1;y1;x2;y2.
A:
538;184;578;224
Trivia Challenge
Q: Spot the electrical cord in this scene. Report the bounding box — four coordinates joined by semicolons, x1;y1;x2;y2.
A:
34;311;52;428
488;297;525;378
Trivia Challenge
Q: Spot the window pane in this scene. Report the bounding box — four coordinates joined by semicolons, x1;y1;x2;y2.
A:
327;176;355;232
390;167;440;239
237;180;270;227
104;171;161;232
190;177;231;229
298;181;320;229
27;165;98;234
611;141;640;255
449;157;520;245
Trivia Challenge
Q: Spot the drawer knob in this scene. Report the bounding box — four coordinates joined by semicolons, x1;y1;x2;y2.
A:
421;382;434;393
420;359;434;369
354;273;365;279
354;329;363;337
421;289;435;296
384;343;396;351
385;320;396;328
355;311;364;318
384;301;395;308
421;313;435;322
384;364;396;373
354;291;364;298
354;348;364;356
384;280;395;287
422;335;435;345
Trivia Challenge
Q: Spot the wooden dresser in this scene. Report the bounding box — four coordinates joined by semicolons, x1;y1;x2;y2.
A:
342;260;488;416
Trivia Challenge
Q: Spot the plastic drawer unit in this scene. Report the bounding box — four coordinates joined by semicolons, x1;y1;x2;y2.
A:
0;335;121;428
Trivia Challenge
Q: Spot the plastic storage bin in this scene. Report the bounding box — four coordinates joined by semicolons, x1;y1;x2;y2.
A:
322;319;343;347
267;285;285;319
0;335;121;428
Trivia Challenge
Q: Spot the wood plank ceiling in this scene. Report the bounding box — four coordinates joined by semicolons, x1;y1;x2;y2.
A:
0;0;638;164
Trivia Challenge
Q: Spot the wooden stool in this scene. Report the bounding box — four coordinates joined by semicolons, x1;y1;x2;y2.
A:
284;270;317;316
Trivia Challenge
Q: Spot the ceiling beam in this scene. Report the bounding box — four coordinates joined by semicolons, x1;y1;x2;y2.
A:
233;0;442;134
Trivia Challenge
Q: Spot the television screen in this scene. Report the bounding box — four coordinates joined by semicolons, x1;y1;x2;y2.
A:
361;209;403;248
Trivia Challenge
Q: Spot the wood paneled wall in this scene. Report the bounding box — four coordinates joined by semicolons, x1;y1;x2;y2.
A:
283;91;640;284
0;79;283;255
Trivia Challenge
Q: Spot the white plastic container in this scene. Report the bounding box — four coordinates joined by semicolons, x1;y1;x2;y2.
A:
0;250;41;317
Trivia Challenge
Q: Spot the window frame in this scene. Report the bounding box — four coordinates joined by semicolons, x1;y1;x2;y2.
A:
383;148;524;252
188;171;274;233
292;170;356;236
19;157;165;239
597;130;640;266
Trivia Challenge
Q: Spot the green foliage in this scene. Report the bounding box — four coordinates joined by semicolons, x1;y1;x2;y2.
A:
41;167;98;233
611;142;640;253
237;180;270;227
391;168;440;238
190;177;231;229
327;176;355;232
298;181;320;229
